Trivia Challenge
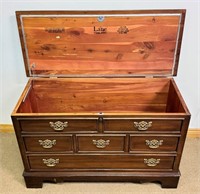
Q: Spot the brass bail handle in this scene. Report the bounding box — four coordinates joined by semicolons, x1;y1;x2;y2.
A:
49;121;68;131
144;158;160;167
39;139;56;149
43;158;59;167
93;139;110;148
145;139;163;149
134;121;152;131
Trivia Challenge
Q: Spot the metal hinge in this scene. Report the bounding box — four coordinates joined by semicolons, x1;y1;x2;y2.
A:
31;63;36;69
30;63;36;77
145;75;172;78
145;75;154;78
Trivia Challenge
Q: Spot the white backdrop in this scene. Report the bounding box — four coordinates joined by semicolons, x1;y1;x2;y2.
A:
0;0;199;128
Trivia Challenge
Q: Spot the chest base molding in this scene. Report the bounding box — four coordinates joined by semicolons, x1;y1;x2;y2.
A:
23;171;180;188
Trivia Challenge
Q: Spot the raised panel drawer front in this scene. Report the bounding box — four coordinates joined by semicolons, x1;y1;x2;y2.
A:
19;118;98;132
28;155;175;170
129;135;179;152
23;135;73;152
104;119;182;132
77;135;126;152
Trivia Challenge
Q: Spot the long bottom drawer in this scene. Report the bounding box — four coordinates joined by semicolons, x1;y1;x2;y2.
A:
28;155;175;170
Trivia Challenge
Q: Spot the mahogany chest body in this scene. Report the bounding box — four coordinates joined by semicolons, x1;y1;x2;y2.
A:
11;10;190;188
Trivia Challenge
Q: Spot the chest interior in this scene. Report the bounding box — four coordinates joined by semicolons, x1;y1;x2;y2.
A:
16;78;185;114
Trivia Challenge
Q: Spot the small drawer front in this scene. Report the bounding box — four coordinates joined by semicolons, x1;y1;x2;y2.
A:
23;136;73;152
28;155;174;170
130;136;179;152
19;119;98;132
104;119;182;132
77;135;125;152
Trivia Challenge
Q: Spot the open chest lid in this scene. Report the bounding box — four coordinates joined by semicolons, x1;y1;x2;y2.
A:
16;10;185;78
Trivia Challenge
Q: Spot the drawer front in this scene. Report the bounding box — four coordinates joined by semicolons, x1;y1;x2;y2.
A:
104;119;182;132
28;155;175;170
23;135;73;152
77;135;125;152
130;135;179;152
19;119;98;132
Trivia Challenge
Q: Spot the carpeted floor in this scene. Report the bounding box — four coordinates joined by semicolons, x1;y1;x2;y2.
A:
0;132;199;194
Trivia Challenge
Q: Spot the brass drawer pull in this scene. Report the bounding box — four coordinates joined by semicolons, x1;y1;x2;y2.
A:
144;158;160;167
38;139;56;149
145;139;163;149
43;158;59;167
134;121;152;131
49;121;68;131
93;139;110;148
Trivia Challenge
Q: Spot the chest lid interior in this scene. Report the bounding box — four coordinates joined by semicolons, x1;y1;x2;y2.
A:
16;10;185;77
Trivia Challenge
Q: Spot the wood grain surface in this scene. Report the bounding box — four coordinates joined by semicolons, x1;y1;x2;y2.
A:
16;10;185;77
15;78;189;114
16;78;170;113
28;155;175;170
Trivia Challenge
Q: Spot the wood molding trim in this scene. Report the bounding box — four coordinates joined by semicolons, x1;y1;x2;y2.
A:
187;129;200;138
0;124;14;132
0;124;200;137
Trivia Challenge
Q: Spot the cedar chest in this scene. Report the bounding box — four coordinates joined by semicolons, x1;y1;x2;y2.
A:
11;10;190;188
